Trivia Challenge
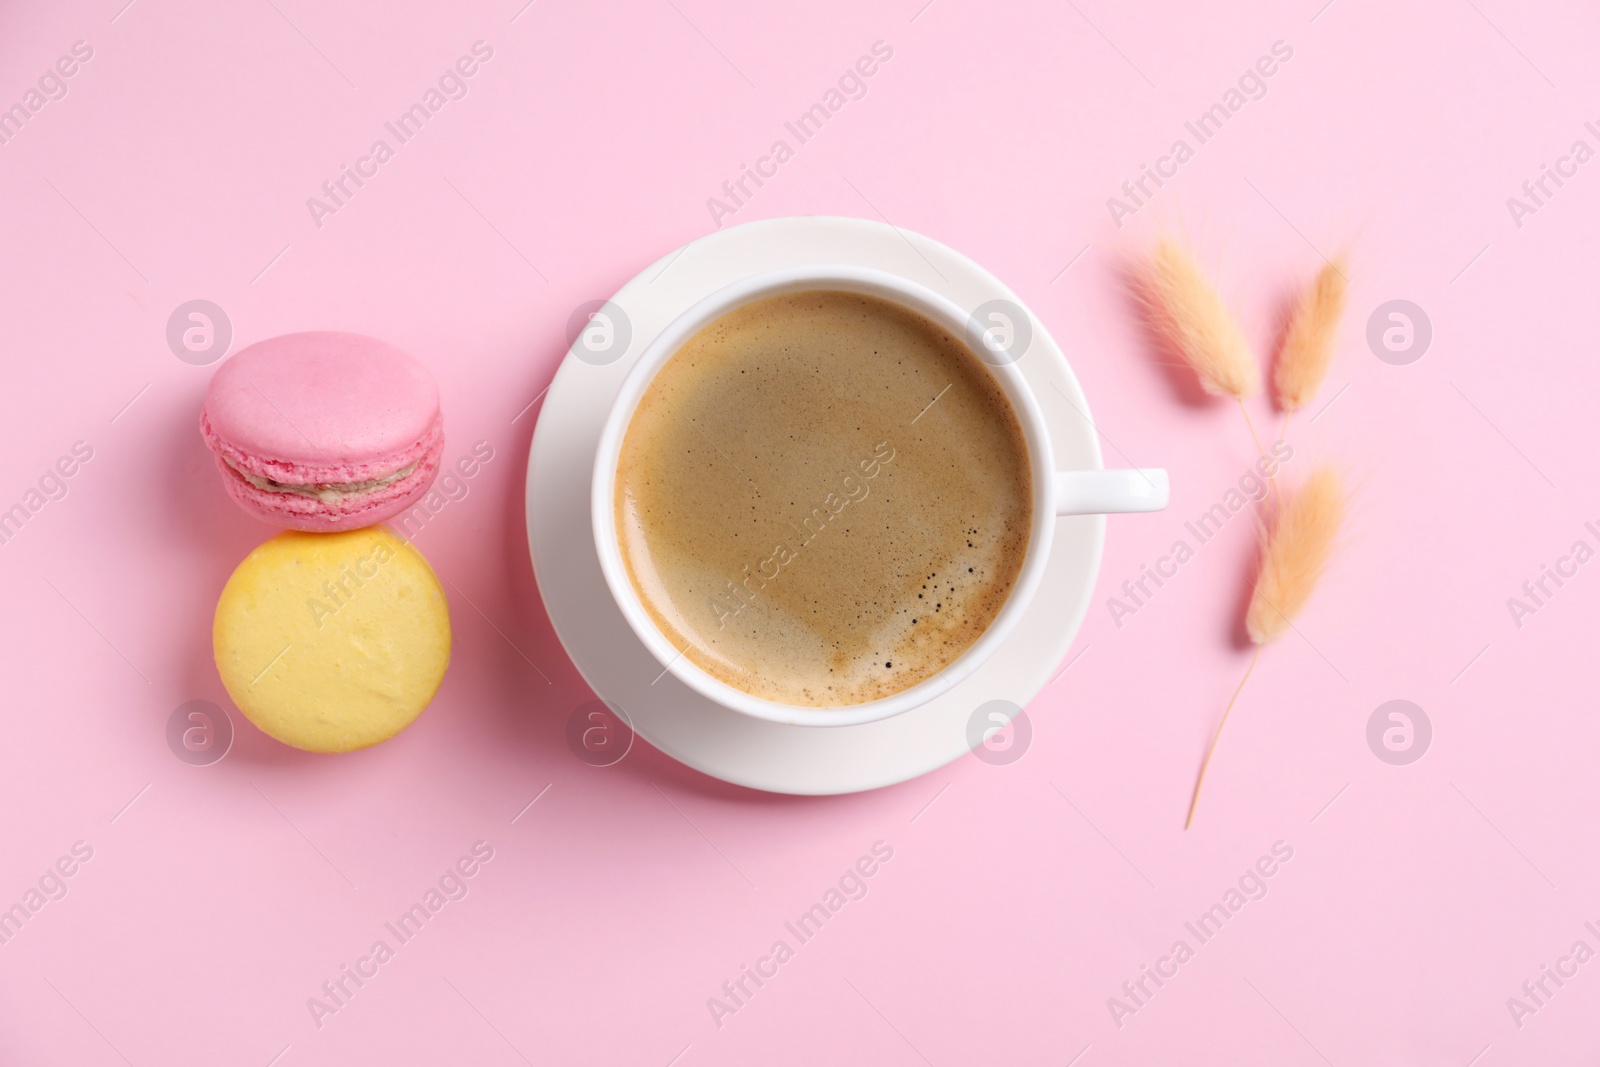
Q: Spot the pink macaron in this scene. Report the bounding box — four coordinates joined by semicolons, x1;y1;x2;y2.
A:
200;332;444;532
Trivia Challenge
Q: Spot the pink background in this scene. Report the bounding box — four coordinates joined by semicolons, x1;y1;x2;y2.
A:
2;0;1597;1063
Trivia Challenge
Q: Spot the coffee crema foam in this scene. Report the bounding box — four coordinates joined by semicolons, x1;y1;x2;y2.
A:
615;291;1032;706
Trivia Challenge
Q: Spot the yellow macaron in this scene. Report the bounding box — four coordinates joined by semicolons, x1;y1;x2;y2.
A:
214;528;451;753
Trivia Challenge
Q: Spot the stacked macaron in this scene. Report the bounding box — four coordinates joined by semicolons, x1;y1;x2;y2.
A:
200;332;444;531
202;333;452;754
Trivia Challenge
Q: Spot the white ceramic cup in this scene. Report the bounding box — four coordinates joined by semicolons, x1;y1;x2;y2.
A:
591;265;1167;728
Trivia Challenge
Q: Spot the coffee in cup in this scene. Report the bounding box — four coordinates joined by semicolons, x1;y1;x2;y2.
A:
614;290;1033;707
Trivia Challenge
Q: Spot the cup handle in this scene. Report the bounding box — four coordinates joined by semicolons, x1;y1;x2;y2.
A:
1054;469;1169;516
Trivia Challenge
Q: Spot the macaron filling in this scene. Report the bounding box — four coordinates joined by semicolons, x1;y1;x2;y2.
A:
222;455;420;504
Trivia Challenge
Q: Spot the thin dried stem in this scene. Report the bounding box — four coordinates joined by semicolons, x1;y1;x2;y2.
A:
1185;645;1262;830
1238;399;1277;506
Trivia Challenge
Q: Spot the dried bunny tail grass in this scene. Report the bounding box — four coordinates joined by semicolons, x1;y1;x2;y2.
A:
1147;237;1260;401
1274;259;1348;413
1246;465;1345;644
1186;465;1346;829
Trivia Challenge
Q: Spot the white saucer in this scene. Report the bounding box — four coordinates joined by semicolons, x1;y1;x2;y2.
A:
526;216;1105;795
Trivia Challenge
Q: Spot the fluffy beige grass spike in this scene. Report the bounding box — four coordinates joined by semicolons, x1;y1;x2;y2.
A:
1275;259;1348;413
1148;237;1260;400
1246;465;1345;643
1186;465;1345;828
